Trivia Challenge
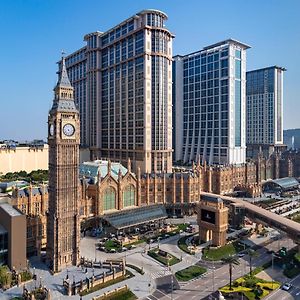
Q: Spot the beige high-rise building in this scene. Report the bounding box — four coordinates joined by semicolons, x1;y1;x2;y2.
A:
64;9;173;174
46;56;80;273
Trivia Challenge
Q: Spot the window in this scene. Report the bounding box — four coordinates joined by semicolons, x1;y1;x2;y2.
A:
123;185;135;207
235;60;241;79
103;187;116;210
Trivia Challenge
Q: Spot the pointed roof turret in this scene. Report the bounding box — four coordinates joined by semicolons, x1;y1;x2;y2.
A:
50;52;78;114
56;53;72;88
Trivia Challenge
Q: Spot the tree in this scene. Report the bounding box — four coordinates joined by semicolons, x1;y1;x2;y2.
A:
222;256;240;290
247;249;258;275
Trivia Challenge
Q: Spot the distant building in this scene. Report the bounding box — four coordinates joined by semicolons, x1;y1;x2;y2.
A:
284;128;300;150
0;203;26;270
173;39;250;165
246;66;286;145
0;145;90;175
64;9;173;173
0;144;48;174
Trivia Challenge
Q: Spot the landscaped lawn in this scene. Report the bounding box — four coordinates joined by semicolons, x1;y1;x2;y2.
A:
203;241;247;261
105;240;121;251
175;266;207;281
148;248;180;266
177;224;189;232
97;289;137;300
219;275;280;300
177;235;195;254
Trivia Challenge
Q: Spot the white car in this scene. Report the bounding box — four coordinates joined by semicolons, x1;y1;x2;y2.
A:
282;283;292;291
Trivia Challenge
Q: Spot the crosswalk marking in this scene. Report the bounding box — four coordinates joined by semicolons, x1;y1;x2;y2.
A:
151;270;173;279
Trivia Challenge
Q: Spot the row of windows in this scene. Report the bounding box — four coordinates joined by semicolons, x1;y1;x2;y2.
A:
147;13;165;27
102;20;135;46
183;48;228;68
102;31;144;68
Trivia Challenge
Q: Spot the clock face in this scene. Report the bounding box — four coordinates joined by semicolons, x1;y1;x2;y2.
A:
49;124;54;136
63;123;75;137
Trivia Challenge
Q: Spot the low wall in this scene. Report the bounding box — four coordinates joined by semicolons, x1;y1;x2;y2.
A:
63;258;126;296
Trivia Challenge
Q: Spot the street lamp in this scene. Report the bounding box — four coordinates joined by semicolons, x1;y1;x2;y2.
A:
272;253;274;289
212;260;215;293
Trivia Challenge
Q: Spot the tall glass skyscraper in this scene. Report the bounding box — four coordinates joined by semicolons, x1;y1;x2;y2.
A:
173;39;250;165
246;66;285;145
61;10;173;173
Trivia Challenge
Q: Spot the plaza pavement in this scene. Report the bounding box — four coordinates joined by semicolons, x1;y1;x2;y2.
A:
143;236;296;300
0;220;293;300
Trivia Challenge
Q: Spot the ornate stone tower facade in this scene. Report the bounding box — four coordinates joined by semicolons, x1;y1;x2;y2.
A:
46;56;80;273
197;194;228;247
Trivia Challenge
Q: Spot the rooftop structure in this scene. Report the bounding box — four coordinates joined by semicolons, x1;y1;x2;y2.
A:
79;160;129;183
103;204;167;230
0;203;22;217
263;177;299;192
0;181;29;193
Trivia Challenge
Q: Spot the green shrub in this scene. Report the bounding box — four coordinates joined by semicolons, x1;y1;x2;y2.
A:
175;266;206;281
0;266;12;289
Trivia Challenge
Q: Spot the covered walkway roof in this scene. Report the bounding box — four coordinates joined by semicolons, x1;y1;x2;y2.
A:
103;205;167;230
263;177;299;191
201;192;300;240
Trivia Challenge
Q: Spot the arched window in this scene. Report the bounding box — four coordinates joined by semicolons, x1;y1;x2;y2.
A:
103;187;116;211
123;185;135;207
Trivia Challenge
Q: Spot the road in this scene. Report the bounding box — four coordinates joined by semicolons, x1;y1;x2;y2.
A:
143;236;295;300
266;273;300;300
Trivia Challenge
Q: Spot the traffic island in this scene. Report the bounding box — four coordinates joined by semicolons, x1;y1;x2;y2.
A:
148;248;180;266
219;275;280;300
93;285;137;300
203;241;248;261
175;266;207;281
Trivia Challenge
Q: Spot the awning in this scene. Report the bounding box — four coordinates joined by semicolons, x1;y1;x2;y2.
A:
103;205;167;230
263;177;299;191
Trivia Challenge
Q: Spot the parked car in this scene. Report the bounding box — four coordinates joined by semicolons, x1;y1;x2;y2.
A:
238;253;245;258
110;248;116;253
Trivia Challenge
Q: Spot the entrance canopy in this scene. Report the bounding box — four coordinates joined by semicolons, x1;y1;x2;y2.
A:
103;205;167;230
263;177;299;192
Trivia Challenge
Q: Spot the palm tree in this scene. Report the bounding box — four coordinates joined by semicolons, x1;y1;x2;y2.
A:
247;249;258;275
222;255;240;290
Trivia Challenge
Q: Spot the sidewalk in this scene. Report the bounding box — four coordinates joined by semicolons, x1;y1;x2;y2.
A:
0;259;154;300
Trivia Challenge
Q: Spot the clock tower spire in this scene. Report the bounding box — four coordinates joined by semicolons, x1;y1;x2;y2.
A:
47;54;80;273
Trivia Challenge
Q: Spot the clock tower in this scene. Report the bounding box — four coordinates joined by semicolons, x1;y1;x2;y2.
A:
47;55;80;273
